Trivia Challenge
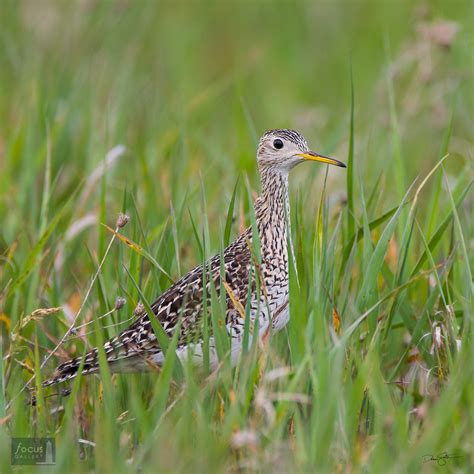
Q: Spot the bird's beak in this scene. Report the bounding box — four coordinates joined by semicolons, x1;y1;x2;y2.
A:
296;151;346;168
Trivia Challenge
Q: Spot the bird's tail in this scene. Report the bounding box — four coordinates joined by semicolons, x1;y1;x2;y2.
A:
42;330;157;387
42;347;100;387
42;315;162;387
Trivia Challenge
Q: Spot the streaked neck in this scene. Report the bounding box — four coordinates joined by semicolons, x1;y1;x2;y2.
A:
256;167;290;244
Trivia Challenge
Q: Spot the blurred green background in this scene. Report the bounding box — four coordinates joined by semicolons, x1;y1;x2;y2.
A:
1;0;472;241
0;1;472;472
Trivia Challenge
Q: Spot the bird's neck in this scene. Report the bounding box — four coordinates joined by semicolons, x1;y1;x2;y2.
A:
256;167;290;247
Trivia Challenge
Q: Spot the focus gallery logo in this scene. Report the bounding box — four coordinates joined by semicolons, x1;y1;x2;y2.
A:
11;438;55;465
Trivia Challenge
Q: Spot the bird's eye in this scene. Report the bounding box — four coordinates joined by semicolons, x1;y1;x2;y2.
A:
273;139;284;149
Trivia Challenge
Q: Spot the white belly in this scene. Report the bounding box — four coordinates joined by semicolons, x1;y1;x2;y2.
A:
173;315;274;370
154;288;289;370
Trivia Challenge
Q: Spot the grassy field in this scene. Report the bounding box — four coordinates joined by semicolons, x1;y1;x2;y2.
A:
0;1;473;472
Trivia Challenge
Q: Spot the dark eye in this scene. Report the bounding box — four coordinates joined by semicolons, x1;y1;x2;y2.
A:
273;138;284;149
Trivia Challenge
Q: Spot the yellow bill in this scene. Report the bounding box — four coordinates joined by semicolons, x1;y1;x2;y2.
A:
297;151;346;168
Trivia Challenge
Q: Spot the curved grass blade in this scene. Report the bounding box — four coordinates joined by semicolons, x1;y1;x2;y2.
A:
410;181;472;278
123;265;169;354
3;183;81;302
224;177;239;247
341;202;409;267
103;224;174;283
357;181;416;314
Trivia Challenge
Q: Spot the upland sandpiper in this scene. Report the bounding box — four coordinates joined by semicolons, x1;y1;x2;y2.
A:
43;129;345;386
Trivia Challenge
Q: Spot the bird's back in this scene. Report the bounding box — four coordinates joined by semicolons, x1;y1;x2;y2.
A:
43;228;255;386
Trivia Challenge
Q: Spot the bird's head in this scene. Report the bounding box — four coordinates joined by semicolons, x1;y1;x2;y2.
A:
257;129;346;173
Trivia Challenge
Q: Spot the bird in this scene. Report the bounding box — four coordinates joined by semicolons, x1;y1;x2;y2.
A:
43;129;345;387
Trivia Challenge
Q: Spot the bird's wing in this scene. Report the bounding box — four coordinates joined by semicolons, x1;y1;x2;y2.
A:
43;232;253;386
110;239;254;361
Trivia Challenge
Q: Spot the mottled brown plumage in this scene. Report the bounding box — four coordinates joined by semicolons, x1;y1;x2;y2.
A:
43;129;345;386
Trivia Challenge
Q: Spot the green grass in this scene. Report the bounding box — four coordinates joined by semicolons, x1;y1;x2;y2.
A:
1;1;473;472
